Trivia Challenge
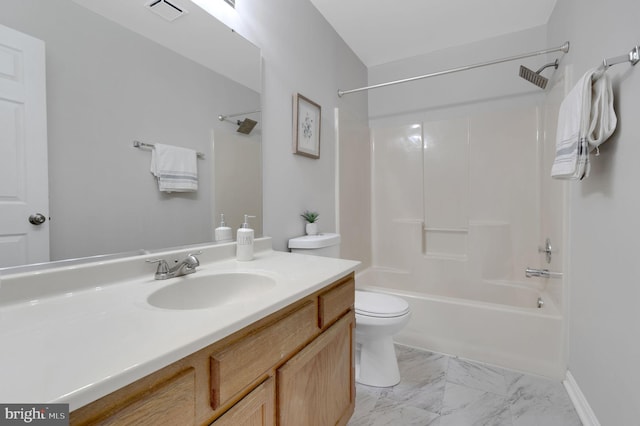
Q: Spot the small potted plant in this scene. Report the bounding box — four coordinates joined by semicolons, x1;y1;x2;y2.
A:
301;210;319;235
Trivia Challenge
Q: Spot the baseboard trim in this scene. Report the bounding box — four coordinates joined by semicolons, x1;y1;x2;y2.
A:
563;370;600;426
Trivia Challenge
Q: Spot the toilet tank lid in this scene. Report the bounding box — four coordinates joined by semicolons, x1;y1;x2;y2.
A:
288;233;341;249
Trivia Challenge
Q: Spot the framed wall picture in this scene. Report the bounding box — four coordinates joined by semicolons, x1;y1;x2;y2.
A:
293;93;321;159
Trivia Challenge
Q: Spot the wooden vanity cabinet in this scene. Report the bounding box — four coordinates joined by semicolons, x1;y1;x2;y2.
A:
70;273;355;426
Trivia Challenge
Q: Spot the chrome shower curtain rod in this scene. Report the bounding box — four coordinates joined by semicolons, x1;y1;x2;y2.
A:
217;109;261;122
337;41;571;97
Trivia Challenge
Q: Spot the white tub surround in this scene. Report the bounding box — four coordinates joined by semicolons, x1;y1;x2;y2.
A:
0;238;359;410
366;103;566;379
357;268;564;379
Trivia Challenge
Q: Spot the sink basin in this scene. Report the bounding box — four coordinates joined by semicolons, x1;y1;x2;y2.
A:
147;272;277;310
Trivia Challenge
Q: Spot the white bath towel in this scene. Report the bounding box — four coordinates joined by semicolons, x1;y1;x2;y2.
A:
150;143;198;192
551;68;617;180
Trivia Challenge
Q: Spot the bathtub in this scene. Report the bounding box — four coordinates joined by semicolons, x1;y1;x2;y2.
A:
356;268;565;379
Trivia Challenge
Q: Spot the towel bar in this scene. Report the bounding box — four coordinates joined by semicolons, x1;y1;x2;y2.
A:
600;45;639;70
133;140;205;159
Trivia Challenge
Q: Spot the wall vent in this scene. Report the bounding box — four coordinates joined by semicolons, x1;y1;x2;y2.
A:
145;0;188;22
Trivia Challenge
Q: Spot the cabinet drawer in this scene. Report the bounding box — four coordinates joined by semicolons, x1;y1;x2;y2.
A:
209;300;317;409
318;276;355;329
78;368;196;426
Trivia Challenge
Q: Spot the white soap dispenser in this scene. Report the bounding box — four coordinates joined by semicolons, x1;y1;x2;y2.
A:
215;213;232;242
236;214;256;261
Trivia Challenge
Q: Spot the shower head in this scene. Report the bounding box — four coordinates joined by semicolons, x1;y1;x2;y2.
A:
218;110;261;134
236;118;258;134
519;59;559;89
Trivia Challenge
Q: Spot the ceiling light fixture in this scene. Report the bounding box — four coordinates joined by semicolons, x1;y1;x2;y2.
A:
145;0;188;21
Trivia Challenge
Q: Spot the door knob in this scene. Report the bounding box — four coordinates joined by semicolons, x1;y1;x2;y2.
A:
28;213;47;225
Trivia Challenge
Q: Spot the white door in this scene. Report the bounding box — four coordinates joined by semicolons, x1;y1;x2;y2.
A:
0;24;49;268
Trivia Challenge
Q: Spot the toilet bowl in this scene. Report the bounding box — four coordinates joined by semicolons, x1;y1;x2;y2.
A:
355;290;410;387
287;233;410;387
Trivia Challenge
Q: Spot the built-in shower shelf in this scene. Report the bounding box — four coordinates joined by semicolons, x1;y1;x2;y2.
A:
423;253;468;262
424;227;468;233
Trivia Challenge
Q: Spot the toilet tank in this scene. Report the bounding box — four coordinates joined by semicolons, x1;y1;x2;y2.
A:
288;233;341;258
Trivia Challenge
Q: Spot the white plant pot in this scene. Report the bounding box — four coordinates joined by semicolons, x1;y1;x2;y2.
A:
306;222;318;235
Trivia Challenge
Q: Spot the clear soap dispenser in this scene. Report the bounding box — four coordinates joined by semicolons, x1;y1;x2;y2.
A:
215;213;232;242
236;214;256;261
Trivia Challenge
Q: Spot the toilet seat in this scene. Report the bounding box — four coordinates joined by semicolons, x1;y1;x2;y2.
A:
355;290;410;318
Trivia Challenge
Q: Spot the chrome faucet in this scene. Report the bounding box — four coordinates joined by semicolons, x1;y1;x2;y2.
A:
525;267;563;279
147;252;201;280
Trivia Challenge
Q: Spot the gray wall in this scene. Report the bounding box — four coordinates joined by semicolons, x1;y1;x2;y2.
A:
368;25;549;120
547;0;640;424
230;0;369;252
1;0;259;260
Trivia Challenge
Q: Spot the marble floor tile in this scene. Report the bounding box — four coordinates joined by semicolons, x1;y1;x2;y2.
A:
447;357;510;396
349;384;383;426
368;396;440;426
396;345;450;387
506;374;582;426
349;345;582;426
439;382;512;426
378;346;449;414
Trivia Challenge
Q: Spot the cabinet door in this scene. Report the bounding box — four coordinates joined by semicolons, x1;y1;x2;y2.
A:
211;377;274;426
277;312;355;426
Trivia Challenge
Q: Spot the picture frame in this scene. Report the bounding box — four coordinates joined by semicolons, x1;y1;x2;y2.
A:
293;93;321;159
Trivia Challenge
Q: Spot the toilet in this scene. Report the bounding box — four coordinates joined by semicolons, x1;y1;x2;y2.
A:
288;233;411;387
354;290;410;387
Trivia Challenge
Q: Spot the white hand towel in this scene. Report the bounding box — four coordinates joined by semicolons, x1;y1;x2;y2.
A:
551;68;617;180
150;143;198;192
587;72;617;151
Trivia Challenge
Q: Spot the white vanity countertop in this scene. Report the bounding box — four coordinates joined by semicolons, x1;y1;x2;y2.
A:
0;240;359;410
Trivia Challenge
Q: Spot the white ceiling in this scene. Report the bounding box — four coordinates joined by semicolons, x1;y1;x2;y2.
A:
309;0;558;67
72;0;261;91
